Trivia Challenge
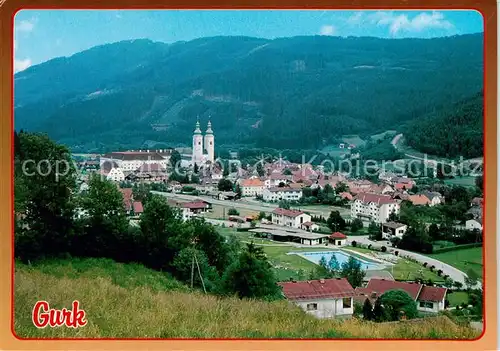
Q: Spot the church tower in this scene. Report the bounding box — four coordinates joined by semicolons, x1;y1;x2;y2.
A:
204;119;215;163
192;118;203;167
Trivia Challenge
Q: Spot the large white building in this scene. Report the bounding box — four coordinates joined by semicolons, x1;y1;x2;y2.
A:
271;208;311;229
279;278;355;319
351;193;400;223
263;187;303;202
100;150;170;172
239;178;266;197
190;119;215;168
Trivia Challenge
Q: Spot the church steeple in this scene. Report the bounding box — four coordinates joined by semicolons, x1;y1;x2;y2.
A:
206;117;213;134
194;117;202;135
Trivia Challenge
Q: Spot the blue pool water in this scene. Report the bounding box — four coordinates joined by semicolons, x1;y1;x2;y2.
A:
295;251;383;270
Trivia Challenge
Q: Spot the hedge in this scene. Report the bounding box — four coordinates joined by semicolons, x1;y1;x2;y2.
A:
432;242;482;254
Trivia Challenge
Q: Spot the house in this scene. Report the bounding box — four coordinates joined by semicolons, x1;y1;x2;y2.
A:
250;227;328;245
407;194;431;206
119;188;134;214
263;187;303;202
101;161;125;182
471;197;483;207
329;232;347;246
240;178;266;197
466;218;483;231
265;173;292;188
351;193;400;223
132;201;144;216
178;200;212;220
368;184;394;195
340;192;353;201
100;151;169;172
210;191;238;200
466;206;482;219
278;278;356;319
381;222;407;239
271;208;311;229
361;279;447;313
301;221;320;232
421;191;444;206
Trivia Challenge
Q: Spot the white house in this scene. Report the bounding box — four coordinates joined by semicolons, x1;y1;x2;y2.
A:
263;187;303;202
264;173;292;188
329;232;347;246
381;222;408;239
103;167;125;182
421;191;445;206
363;279;447;314
466;218;483;231
239;178;266;197
278;278;356;319
100;150;170;172
272;208;311;229
351;193;400;223
301;221;320;232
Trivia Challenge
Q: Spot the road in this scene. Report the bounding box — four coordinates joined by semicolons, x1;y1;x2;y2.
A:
351;235;482;289
151;191;348;218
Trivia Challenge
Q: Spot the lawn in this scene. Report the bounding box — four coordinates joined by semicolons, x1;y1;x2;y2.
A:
346;247;443;282
443;176;477;188
428;247;483;278
370;130;397;141
447;291;470;307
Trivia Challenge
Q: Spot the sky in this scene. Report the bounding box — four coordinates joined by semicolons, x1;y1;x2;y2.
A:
13;10;484;73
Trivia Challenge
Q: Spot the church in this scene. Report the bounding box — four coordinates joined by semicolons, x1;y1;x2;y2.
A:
180;119;215;168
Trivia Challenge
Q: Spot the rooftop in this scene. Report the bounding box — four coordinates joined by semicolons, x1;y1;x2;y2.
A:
272;208;305;217
355;193;396;206
278;278;356;300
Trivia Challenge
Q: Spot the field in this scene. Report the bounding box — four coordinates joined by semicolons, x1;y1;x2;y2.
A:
443;176;477;187
203;204;259;220
370;130;397;141
447;291;470;307
428;247;483;278
14;258;479;339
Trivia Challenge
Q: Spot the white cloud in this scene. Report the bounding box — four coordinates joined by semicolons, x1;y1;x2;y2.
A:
14;58;31;73
14;39;17;51
16;19;35;33
367;11;454;35
347;12;364;25
320;25;336;36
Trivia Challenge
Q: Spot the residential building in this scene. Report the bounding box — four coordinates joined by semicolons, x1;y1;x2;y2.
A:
329;232;347;246
100;161;125;182
351;193;400;223
360;279;447;313
421;191;444;206
408;194;431;206
240;178;266;197
271;208;311;229
100;151;169;172
119;188;134;214
278;278;356;319
132;201;144;217
264;173;292;188
381;222;408;239
301;221;320;232
471;197;483;207
263;187;303;202
466;218;483;231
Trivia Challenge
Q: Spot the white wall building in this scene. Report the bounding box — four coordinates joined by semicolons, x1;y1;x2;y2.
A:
263;187;303;202
239;178;266;197
381;222;408;240
279;278;355;319
466;218;483;231
271;208;311;229
100;151;169;172
351;193;400;223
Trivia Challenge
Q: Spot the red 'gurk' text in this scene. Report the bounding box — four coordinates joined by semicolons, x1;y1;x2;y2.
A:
32;300;87;328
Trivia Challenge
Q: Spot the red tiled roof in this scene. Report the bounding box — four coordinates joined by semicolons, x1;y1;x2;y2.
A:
120;188;133;211
133;201;144;214
395;182;414;190
278;278;356;300
365;279;423;300
330;232;347;239
301;221;315;227
135;163;166;173
269;173;292;181
418;286;447;303
408;194;431;206
272;208;305;217
241;178;265;187
340;192;353;200
355;193;396;206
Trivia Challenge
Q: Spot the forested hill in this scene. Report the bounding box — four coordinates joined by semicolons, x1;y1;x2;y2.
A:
403;91;483;159
14;34;483;152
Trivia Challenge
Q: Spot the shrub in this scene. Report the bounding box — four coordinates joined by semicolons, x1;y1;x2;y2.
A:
395;251;399;256
430;265;435;271
381;246;387;253
437;269;443;276
368;244;372;250
423;262;428;267
228;208;239;216
351;241;357;247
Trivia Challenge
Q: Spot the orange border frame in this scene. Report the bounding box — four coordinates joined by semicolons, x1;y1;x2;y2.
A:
0;3;497;350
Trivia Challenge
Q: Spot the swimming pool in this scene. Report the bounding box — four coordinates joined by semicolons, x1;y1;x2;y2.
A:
294;250;384;270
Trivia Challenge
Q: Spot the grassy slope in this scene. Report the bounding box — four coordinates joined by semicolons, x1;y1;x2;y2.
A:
14;258;478;339
428;247;483;278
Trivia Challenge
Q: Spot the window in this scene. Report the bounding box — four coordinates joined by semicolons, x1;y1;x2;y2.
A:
343;298;351;308
306;303;318;311
419;301;434;308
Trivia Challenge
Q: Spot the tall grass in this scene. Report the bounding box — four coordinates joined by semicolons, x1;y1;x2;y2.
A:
14;258;480;339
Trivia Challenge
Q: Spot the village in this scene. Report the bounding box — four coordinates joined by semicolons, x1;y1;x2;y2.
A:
71;120;484;323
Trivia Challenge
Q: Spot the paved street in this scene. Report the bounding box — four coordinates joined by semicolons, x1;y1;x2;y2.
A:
351;235;481;289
